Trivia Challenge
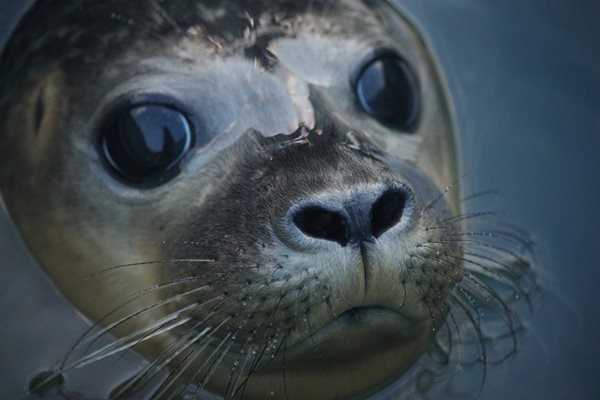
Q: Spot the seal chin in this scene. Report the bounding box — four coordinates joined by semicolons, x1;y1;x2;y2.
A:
241;305;434;400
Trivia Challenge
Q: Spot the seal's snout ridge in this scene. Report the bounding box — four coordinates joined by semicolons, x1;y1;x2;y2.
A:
288;185;412;248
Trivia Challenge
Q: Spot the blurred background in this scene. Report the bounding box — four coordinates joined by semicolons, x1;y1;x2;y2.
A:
1;0;598;398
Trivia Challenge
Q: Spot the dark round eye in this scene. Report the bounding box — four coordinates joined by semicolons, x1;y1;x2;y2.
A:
354;50;420;129
100;100;194;186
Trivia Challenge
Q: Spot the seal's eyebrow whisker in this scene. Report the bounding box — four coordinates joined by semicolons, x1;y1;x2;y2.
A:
105;9;173;47
148;0;186;38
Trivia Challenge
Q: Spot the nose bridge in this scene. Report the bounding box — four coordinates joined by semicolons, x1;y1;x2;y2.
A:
345;189;380;243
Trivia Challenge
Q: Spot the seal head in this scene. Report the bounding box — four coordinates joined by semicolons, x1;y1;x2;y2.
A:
0;1;471;398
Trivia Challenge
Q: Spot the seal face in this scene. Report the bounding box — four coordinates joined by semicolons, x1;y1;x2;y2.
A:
0;1;534;399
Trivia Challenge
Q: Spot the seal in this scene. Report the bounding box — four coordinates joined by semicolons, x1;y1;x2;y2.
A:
0;1;534;399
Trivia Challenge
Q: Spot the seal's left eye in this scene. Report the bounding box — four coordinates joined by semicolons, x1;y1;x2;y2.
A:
353;50;420;130
100;103;193;186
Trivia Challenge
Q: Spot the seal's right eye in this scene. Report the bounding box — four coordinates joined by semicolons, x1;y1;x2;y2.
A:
100;101;194;187
353;49;420;130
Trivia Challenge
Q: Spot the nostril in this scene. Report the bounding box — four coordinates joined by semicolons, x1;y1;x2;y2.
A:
293;207;349;246
371;190;407;238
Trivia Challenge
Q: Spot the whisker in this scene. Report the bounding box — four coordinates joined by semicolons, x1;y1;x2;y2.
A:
84;258;215;280
419;243;531;301
430;238;529;266
65;312;192;372
199;332;236;390
237;327;273;399
282;332;290;400
112;296;233;397
69;283;213;362
428;211;501;227
461;189;499;203
64;264;258;367
115;330;207;398
229;280;291;398
151;316;233;399
445;230;535;257
451;294;488;397
421;178;461;217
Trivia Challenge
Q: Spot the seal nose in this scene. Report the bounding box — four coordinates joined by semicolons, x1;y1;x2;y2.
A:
291;189;408;247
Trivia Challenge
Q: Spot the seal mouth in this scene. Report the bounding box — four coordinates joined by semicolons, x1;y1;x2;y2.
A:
285;304;427;360
326;305;423;333
334;305;396;323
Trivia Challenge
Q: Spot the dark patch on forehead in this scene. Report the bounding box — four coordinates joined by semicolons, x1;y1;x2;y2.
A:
0;0;336;72
0;0;353;111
